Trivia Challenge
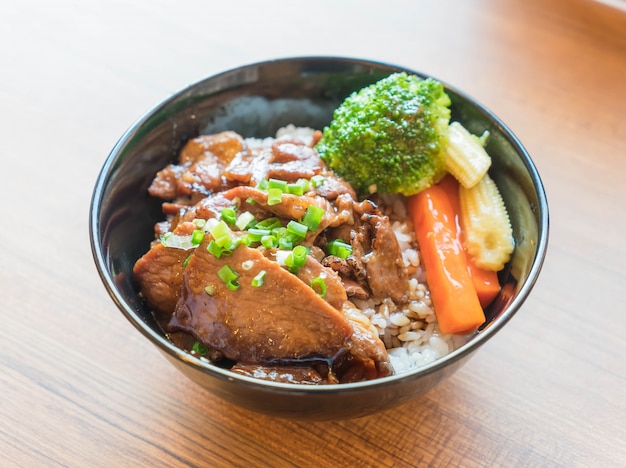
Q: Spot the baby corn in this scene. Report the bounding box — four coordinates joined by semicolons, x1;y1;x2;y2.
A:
459;173;514;271
444;122;491;188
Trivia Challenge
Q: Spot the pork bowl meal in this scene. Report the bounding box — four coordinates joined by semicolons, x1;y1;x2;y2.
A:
90;57;548;419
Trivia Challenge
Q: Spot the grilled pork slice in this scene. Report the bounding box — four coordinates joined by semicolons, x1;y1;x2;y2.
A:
133;222;198;319
168;241;354;364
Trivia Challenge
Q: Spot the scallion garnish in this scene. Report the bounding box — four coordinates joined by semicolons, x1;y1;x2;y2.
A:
192;340;210;355
278;237;293;250
251;270;266;287
210;220;240;253
214;234;234;249
160;232;194;250
268;178;288;192
247;228;272;242
256;217;281;230
284;245;308;274
207;240;224;259
194;218;207;229
256;178;269;190
236;211;256;230
191;229;205;245
210;220;232;243
220;207;237;225
286;181;305;196
292;245;308;268
261;234;278;249
301;205;324;232
327;239;352;259
204;284;216;296
217;265;240;291
298;178;311;192
310;277;327;298
310;175;326;188
267;188;283;206
286;220;307;241
182;254;192;267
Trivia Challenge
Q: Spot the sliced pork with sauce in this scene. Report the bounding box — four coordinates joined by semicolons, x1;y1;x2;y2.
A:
134;130;414;384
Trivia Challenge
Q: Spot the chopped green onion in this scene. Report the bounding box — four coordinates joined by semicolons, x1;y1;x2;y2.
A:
182;254;192;267
287;221;307;243
298;178;311;192
284;245;308;274
220;207;237;225
210;220;238;251
204;284;216;296
310;175;326;188
301;205;325;232
191;230;205;245
284;252;296;272
272;226;287;237
251;270;266;287
267;188;283;206
160;232;194;250
287;181;305;196
236;211;256;230
278;237;293;250
261;235;278;249
310;277;327;298
245;197;256;205
207;240;224;259
256;178;269;190
268;178;288;192
217;265;240;291
194;218;207;229
210;220;232;243
256;217;282;230
224;237;240;254
247;228;272;242
204;218;219;232
287;220;307;240
271;226;294;249
327;239;352;259
192;340;210;355
214;234;234;249
275;250;290;266
292;245;308;268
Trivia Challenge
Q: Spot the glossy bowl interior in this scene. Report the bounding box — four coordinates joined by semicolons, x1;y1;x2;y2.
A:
90;57;549;420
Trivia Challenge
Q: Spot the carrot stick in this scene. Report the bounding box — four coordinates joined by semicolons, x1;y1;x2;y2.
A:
407;183;485;334
438;175;501;307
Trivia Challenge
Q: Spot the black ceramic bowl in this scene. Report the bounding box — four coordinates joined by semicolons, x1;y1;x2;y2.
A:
90;57;548;420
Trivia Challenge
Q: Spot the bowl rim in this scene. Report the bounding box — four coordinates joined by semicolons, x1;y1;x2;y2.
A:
90;55;549;394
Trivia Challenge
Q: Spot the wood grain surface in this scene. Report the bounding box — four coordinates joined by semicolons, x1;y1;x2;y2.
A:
1;0;625;466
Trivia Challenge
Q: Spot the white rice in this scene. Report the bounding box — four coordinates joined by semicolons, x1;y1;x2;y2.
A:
366;195;470;373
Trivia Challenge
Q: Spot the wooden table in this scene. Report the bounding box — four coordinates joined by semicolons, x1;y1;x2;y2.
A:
2;0;625;466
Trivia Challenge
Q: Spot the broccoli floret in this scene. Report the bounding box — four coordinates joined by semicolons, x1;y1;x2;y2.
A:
316;72;452;197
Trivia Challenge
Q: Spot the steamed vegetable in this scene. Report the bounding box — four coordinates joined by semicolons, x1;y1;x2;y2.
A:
407;183;486;335
459;173;514;271
443;121;492;188
316;72;451;197
438;175;501;307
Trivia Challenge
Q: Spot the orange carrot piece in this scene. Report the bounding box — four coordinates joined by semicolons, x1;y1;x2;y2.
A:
467;259;501;307
438;175;501;307
407;183;485;335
